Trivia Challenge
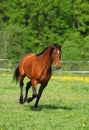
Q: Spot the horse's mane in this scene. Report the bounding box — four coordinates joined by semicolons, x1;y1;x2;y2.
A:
36;46;50;56
36;43;61;56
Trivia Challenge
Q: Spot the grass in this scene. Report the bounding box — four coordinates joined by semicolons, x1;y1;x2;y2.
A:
0;74;89;130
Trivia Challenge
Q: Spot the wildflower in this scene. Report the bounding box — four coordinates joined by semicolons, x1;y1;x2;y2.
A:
52;76;89;83
82;123;86;128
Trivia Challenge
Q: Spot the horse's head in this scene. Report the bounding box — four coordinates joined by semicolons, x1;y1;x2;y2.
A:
51;43;62;70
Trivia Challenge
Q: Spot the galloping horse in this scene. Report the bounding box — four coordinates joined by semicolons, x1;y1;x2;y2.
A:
13;43;62;110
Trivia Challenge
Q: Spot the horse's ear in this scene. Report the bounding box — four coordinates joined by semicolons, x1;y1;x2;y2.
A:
59;43;63;48
50;44;55;49
51;44;55;48
50;44;55;53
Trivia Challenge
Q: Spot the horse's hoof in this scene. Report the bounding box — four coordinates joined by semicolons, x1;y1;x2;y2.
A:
27;98;31;103
23;98;27;103
34;107;39;111
19;97;24;104
34;108;38;111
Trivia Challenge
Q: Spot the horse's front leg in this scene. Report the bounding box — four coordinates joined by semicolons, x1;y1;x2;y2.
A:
34;82;48;111
27;89;37;102
27;80;37;103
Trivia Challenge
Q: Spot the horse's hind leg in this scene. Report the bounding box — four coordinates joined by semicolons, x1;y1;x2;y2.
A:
23;81;31;103
19;80;24;104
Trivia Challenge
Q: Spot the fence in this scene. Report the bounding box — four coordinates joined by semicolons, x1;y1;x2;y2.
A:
60;61;89;74
0;59;89;73
0;59;19;71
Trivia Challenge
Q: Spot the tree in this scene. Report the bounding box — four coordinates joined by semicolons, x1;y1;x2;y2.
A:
0;0;89;60
72;0;89;35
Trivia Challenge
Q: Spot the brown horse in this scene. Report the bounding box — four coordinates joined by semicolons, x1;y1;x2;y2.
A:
13;43;62;110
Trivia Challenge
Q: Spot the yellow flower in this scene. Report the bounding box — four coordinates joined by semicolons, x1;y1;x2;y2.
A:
52;76;89;83
82;123;86;128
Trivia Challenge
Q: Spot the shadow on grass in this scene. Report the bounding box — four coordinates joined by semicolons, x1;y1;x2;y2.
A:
24;104;72;111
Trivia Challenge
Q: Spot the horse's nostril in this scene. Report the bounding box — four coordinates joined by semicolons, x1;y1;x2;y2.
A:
56;66;61;70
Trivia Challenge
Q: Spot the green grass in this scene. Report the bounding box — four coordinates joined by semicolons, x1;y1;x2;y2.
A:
0;74;89;130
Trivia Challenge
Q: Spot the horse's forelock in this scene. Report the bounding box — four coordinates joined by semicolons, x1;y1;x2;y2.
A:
54;43;61;51
50;43;61;52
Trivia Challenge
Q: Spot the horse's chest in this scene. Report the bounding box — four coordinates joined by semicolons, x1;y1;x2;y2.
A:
38;69;51;82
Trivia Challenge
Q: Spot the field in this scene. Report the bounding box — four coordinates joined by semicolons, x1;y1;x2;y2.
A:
0;73;89;130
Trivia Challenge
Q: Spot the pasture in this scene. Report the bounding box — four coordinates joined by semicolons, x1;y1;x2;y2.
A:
0;73;89;130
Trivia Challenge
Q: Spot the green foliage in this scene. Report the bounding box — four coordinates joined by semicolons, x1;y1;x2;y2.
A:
62;30;84;61
0;0;89;60
81;36;89;60
73;0;89;34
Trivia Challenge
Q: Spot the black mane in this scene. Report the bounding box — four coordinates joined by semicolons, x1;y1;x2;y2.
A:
36;43;61;56
36;46;49;56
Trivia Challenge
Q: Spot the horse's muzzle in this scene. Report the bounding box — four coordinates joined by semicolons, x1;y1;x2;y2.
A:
56;66;61;70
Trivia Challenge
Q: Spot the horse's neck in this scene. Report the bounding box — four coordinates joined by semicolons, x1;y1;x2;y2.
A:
38;48;52;67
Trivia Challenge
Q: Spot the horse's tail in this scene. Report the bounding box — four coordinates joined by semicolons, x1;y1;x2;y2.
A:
13;66;20;83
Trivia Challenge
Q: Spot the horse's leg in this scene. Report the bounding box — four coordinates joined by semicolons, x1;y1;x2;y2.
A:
23;81;31;103
27;80;37;103
19;79;24;104
27;88;37;103
34;82;48;110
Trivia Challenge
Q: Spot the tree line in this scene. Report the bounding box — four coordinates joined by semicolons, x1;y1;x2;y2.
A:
0;0;89;61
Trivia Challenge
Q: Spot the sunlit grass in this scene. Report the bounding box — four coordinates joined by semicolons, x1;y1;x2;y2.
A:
0;74;89;130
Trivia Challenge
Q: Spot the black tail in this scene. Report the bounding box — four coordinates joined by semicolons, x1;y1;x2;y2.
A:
13;66;20;83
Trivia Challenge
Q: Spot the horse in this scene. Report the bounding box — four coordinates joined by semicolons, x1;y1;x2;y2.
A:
13;43;62;110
